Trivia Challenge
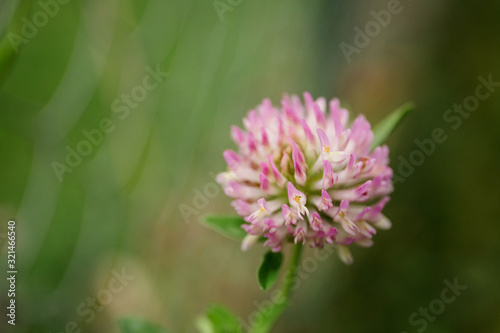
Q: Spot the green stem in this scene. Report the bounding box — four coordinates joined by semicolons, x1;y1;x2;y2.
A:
249;244;303;333
281;243;303;301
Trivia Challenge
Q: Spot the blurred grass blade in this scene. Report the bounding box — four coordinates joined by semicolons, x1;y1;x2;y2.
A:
0;0;33;84
203;215;246;241
118;317;173;333
371;102;415;150
196;304;241;333
258;251;283;290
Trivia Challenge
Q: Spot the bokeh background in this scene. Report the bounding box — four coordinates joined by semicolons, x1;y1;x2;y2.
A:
1;0;499;332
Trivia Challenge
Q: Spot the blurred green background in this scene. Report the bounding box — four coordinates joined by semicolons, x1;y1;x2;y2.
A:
1;0;499;332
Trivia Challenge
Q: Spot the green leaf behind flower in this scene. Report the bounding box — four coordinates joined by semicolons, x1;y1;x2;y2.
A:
118;317;173;333
371;102;415;150
203;215;247;241
258;251;283;290
195;304;242;333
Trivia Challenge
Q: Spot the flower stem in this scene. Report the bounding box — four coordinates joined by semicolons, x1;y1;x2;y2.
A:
249;244;303;333
281;243;303;301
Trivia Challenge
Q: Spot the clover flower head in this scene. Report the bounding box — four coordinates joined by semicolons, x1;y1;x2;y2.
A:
217;93;394;264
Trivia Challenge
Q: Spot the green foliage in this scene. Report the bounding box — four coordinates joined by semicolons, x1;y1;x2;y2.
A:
195;304;242;333
371;102;415;150
203;215;247;241
258;251;283;290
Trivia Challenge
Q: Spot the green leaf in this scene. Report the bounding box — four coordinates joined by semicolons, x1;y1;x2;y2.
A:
203;215;247;241
371;102;415;150
194;315;214;333
118;317;172;333
258;251;283;290
196;304;241;333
